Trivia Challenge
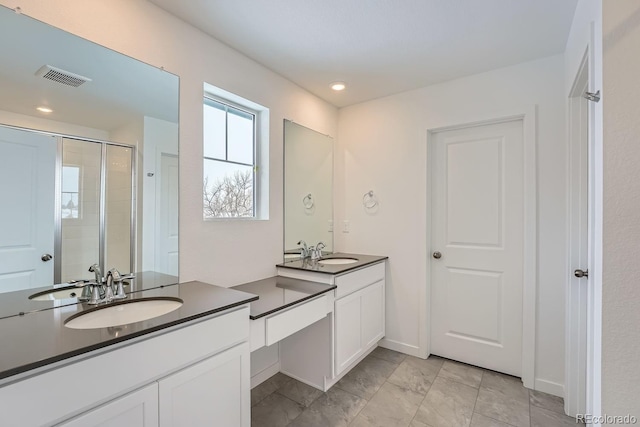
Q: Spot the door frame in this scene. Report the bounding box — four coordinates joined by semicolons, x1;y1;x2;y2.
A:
565;49;589;417
423;107;537;389
565;32;603;420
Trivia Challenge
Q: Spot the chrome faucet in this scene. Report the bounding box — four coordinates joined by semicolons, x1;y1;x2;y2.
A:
88;264;103;286
311;241;326;260
297;240;310;259
81;264;134;304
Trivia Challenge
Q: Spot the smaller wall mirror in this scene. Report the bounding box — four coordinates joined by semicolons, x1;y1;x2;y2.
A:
283;120;333;260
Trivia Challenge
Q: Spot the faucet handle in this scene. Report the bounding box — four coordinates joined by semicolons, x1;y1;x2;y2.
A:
109;268;136;299
112;282;127;300
108;268;122;282
107;268;128;300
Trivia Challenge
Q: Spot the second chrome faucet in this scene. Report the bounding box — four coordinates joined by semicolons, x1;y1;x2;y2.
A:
297;240;326;261
80;264;134;305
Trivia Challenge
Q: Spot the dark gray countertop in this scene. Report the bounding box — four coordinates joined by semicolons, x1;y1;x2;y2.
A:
0;280;257;381
276;253;388;275
0;271;180;320
231;276;336;319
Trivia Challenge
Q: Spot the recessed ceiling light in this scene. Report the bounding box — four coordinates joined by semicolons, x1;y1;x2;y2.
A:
331;82;346;91
36;106;53;113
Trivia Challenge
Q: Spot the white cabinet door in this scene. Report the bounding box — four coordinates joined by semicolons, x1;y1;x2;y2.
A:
360;280;385;349
335;277;385;376
335;290;362;375
58;383;158;427
159;342;250;427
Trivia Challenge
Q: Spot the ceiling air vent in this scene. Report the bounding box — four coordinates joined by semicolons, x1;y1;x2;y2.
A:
35;65;92;88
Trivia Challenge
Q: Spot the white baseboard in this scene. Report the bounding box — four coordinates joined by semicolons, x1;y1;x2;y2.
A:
250;362;281;389
378;338;422;358
534;378;564;398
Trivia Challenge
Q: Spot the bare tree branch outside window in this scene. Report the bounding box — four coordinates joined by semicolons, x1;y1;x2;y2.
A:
203;170;253;218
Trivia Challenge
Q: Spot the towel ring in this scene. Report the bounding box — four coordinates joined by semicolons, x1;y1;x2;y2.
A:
362;190;378;209
303;193;314;209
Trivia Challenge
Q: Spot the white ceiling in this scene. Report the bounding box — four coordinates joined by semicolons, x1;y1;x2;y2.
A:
0;5;178;132
149;0;578;107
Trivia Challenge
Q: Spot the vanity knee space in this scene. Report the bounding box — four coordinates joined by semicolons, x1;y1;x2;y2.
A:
272;257;387;390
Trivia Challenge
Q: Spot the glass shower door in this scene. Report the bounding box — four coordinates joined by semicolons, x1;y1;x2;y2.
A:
60;138;101;283
104;144;133;274
59;139;134;283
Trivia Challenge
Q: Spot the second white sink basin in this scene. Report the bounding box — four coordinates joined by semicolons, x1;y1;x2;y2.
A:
64;297;183;329
318;257;359;265
29;286;82;301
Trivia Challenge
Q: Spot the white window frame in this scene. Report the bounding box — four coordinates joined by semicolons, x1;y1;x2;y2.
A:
61;164;81;220
203;84;269;220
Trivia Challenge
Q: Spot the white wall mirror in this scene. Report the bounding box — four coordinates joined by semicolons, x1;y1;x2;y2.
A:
0;5;179;294
283;120;333;260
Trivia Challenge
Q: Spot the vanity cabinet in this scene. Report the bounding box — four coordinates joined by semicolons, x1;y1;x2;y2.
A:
334;264;385;375
59;342;250;427
1;305;251;427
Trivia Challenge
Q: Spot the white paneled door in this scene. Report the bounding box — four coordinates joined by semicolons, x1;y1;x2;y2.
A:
0;126;56;293
157;153;178;276
566;58;590;417
430;119;524;376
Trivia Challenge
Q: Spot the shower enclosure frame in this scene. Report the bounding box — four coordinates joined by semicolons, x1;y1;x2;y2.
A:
52;135;136;284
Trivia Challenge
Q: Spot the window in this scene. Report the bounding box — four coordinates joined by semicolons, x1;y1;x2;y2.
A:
203;96;258;218
61;165;80;219
203;84;269;220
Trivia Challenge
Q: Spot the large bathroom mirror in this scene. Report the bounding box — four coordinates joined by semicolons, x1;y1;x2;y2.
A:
0;5;179;294
283;120;333;260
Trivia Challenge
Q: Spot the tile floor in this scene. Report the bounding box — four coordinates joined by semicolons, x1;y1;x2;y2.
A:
251;348;583;427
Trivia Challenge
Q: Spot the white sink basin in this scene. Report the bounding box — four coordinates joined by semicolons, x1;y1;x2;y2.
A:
318;257;359;265
64;297;183;329
29;286;82;301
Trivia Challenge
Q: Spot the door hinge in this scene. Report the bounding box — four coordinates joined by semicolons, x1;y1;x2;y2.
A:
574;269;589;279
584;90;601;103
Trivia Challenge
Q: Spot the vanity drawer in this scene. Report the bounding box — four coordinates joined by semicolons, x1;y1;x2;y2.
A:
335;262;385;299
265;295;328;346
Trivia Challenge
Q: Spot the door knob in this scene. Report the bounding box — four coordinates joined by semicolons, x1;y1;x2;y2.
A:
41;253;53;262
574;269;588;278
433;251;442;259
